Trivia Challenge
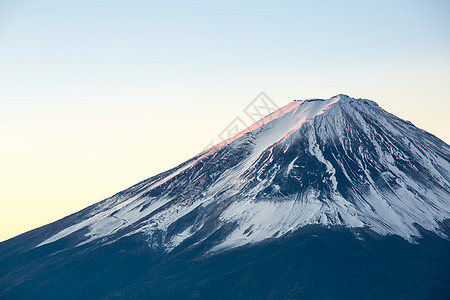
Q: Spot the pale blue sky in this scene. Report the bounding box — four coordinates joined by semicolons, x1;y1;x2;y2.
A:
1;0;449;241
1;0;449;94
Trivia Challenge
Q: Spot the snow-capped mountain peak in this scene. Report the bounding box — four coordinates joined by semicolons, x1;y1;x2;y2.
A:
35;95;450;254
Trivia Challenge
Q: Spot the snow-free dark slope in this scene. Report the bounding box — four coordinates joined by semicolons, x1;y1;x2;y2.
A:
1;95;450;299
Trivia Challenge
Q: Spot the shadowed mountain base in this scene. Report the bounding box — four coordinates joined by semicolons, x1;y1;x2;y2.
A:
1;226;449;299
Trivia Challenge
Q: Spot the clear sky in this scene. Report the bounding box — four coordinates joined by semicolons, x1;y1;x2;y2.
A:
1;0;449;242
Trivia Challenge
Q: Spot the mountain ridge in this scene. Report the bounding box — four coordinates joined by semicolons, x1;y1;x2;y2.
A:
10;94;446;254
1;94;449;299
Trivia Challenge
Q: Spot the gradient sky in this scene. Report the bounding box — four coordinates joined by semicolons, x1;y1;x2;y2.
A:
1;0;449;242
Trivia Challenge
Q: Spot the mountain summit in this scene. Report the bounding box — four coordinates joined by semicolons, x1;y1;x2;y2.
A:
1;95;449;299
36;94;450;252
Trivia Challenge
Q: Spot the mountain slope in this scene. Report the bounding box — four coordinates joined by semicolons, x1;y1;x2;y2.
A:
32;94;450;253
1;94;449;299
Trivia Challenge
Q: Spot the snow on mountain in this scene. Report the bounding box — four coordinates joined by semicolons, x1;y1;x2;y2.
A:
36;95;450;253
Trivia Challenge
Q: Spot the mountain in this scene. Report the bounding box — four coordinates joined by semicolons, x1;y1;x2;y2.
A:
1;94;449;299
